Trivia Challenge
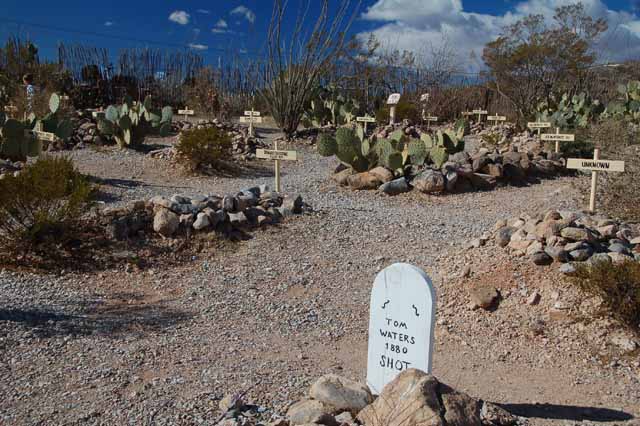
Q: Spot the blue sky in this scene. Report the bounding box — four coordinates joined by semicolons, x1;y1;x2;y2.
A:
1;0;639;70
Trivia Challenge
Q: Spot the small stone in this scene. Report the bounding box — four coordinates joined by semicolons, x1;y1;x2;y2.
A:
531;251;553;266
153;209;179;237
193;212;211;230
559;263;577;275
287;400;335;426
561;227;595;242
527;291;541;306
219;394;244;412
469;286;499;310
496;227;516;247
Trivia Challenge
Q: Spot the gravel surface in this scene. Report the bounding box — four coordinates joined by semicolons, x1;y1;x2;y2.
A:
1;126;639;425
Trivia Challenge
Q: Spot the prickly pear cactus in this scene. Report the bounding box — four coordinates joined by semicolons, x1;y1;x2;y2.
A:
97;95;173;149
317;133;338;157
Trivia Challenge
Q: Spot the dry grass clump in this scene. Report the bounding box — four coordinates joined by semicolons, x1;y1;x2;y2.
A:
0;156;93;254
175;127;232;173
572;260;640;331
586;118;640;221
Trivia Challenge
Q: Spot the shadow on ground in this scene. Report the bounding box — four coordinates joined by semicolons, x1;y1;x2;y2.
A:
500;402;634;422
0;295;191;339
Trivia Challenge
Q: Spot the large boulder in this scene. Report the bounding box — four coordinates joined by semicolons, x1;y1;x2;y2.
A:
379;178;410;196
309;374;373;415
369;166;394;183
357;369;516;426
333;168;355;186
413;170;446;194
347;172;382;190
153;208;179;237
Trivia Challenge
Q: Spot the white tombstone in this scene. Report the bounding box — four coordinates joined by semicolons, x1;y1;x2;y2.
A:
386;93;401;125
366;263;436;394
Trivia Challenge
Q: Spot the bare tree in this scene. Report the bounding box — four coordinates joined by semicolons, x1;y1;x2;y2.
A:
260;0;359;138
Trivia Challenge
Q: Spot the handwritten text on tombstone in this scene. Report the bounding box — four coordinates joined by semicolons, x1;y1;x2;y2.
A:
366;263;436;393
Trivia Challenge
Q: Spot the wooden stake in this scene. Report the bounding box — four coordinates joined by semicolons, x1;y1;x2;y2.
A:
589;149;599;212
274;140;281;192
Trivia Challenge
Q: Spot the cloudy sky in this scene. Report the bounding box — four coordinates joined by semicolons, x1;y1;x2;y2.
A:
0;0;637;71
357;0;640;71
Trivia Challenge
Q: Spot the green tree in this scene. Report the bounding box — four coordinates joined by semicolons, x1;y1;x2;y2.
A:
482;2;607;120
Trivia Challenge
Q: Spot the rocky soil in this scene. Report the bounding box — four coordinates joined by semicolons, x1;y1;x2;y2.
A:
0;124;639;425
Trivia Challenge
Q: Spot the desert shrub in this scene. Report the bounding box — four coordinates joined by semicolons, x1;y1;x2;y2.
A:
586;118;640;220
572;260;640;331
183;67;220;117
176;127;232;172
375;100;421;124
0;156;93;252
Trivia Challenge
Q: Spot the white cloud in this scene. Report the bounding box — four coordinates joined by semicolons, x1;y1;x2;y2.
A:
104;21;114;27
215;19;228;29
359;0;640;71
169;10;190;25
188;43;208;51
230;5;256;24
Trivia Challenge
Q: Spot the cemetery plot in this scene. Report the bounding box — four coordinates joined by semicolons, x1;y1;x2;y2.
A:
567;149;625;211
256;142;298;192
366;263;436;393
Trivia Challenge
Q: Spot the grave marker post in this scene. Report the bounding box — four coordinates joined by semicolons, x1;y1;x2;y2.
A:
487;114;507;126
540;128;575;153
527;120;551;137
178;107;195;122
356;115;376;135
242;108;262;137
472;109;488;124
387;94;401;125
566;149;625;212
366;263;436;394
256;141;298;193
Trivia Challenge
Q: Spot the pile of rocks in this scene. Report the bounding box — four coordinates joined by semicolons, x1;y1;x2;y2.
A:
281;370;519;426
99;186;307;240
491;209;640;271
335;148;567;196
473;123;517;144
0;158;22;180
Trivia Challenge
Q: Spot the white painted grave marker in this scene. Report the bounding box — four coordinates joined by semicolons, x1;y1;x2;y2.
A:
356;115;376;134
256;141;298;192
527;120;551;137
472;109;488;124
25;121;56;142
367;263;436;394
240;108;262;137
567;149;625;212
178;108;195;121
487;115;507;126
387;93;401;125
540;127;575;153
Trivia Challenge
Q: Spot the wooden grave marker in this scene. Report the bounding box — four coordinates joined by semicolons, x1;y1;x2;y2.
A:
472;109;488;124
487;114;507;126
567;149;625;212
240;108;262;137
24;121;56;144
256;141;297;192
356;115;376;135
527;120;551;136
367;263;436;394
387;93;401;125
178;107;195;121
541;127;575;153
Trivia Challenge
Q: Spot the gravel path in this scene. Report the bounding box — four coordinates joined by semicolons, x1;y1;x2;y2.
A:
1;127;638;425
